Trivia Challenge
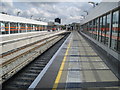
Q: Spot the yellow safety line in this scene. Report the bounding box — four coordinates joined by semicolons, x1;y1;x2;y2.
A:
52;40;71;90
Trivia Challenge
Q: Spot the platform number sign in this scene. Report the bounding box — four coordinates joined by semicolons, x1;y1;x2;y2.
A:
1;23;5;31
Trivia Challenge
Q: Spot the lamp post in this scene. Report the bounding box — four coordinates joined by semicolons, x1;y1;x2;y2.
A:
83;11;88;15
30;15;33;19
88;1;96;7
81;15;85;19
17;11;21;16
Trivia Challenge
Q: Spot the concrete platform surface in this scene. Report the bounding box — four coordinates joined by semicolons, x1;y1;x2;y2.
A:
29;31;120;90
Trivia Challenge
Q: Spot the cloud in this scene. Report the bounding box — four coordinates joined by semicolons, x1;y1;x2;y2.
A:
1;0;13;7
13;8;23;15
29;8;39;14
0;0;14;15
4;0;103;2
0;1;100;24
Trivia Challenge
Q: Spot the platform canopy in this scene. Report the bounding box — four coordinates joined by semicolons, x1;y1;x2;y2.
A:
0;13;48;25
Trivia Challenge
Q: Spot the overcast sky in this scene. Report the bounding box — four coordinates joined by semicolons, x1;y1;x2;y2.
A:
0;0;102;24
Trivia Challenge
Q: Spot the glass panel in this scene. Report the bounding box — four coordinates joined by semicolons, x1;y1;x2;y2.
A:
118;28;120;51
89;21;93;37
99;17;103;42
35;25;37;31
0;22;9;34
96;18;99;41
101;15;106;43
111;11;119;50
105;14;111;45
32;25;35;31
39;25;42;31
42;25;44;31
37;25;40;31
27;24;32;32
93;19;97;40
93;19;96;39
0;22;1;35
117;11;120;52
82;24;87;34
20;23;26;33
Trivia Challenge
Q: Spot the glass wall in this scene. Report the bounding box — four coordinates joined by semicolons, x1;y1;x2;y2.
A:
81;8;120;53
111;10;119;51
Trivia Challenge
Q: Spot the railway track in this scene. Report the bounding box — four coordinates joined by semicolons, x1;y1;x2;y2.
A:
2;32;70;90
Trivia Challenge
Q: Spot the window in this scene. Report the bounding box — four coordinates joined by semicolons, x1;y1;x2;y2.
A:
105;14;111;45
111;10;119;51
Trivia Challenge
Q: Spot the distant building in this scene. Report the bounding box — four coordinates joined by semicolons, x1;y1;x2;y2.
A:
55;18;61;24
48;21;61;31
69;23;80;30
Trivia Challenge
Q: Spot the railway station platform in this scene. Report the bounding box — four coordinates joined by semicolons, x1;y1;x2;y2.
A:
29;31;120;90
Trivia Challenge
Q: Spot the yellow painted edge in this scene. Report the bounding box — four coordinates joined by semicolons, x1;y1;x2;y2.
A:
52;41;71;90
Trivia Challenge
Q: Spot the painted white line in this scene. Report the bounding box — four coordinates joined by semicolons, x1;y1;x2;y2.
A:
28;33;71;89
